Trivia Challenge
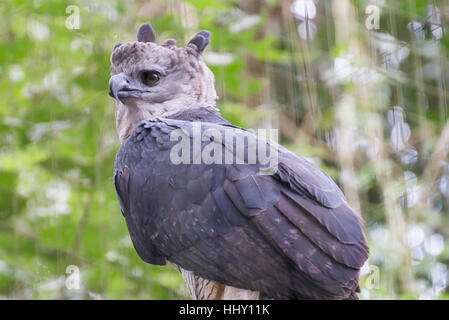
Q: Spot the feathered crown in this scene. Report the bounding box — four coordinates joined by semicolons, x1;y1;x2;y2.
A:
110;22;210;76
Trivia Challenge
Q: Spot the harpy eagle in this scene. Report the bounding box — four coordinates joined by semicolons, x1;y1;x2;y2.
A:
109;23;369;300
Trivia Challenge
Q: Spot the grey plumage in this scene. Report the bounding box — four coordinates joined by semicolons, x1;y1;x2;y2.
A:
109;23;368;300
113;108;368;299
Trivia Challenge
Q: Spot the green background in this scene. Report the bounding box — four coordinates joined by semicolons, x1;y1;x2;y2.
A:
0;0;448;299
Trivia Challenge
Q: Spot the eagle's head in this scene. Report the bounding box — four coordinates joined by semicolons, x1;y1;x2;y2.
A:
109;23;218;142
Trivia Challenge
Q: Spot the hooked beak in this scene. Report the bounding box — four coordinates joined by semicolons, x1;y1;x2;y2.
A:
108;73;147;103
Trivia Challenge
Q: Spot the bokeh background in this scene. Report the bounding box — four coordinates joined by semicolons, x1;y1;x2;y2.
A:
0;0;448;299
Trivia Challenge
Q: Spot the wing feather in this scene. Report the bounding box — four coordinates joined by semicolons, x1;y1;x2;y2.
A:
114;115;369;299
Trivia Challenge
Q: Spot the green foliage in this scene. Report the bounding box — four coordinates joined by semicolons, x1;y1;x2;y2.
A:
0;0;448;300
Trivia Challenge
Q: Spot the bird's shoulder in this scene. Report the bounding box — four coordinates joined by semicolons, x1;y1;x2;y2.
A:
112;108;369;299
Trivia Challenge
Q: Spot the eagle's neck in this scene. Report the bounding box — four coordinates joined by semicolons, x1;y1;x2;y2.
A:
116;104;221;144
116;103;151;144
165;106;225;123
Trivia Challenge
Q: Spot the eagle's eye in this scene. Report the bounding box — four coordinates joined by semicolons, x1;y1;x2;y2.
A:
140;70;160;86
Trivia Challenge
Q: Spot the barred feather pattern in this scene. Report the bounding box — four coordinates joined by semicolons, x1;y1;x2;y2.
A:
173;262;259;299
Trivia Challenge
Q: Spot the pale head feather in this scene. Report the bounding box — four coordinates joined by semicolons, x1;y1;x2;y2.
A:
110;24;218;143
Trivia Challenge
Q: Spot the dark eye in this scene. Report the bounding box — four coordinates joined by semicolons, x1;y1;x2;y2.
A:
141;70;160;86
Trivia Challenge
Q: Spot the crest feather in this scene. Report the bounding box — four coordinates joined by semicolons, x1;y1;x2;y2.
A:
187;30;210;53
137;23;156;43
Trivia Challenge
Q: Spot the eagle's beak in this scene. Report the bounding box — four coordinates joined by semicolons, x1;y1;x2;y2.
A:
109;73;146;103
